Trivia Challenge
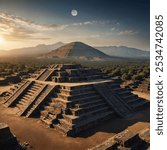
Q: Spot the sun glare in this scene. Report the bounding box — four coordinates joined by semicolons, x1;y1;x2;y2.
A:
0;36;5;45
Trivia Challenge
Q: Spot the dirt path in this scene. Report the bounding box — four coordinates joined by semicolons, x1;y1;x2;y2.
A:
0;103;149;150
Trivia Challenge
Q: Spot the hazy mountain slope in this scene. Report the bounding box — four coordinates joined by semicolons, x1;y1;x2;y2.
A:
96;46;150;58
0;42;64;56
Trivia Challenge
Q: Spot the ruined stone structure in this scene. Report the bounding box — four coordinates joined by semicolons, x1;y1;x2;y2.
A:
2;64;149;136
88;127;150;150
0;123;23;150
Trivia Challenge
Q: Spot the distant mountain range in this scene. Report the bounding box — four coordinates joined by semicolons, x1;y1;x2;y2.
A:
42;42;111;60
0;41;149;59
0;42;64;56
96;46;149;58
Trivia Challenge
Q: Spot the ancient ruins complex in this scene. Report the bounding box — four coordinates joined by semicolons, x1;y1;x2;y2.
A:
2;64;149;136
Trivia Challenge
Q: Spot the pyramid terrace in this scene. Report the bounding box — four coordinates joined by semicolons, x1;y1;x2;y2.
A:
1;64;149;136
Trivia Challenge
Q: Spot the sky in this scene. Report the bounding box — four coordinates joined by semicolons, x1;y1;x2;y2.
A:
0;0;150;50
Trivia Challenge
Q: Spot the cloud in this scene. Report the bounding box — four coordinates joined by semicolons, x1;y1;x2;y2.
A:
72;21;96;26
90;34;100;38
0;11;66;31
118;30;138;36
83;21;96;25
0;11;101;41
0;11;68;41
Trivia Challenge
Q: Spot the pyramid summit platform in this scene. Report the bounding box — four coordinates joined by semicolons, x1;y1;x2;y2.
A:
1;64;149;136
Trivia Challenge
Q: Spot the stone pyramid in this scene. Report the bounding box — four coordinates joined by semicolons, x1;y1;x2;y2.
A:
44;42;109;58
2;64;149;136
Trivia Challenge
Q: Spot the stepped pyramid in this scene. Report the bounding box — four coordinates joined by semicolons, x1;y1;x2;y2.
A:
2;64;149;136
44;42;110;59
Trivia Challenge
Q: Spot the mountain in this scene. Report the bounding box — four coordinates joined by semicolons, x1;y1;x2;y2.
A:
96;46;150;58
43;41;111;60
0;42;149;59
0;42;64;57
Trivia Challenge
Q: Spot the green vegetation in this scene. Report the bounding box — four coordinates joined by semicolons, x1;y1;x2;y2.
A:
0;57;149;81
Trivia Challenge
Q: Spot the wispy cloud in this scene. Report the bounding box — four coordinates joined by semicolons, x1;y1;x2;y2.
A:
72;21;96;26
0;11;65;30
90;34;100;38
118;30;138;36
0;11;101;41
0;11;68;40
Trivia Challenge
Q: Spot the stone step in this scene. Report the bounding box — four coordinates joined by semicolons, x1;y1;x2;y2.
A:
55;111;115;136
63;106;110;124
123;94;138;100
5;81;32;107
54;124;69;135
41;117;52;126
18;84;48;116
131;100;149;110
59;119;73;130
58;91;97;99
52;98;70;105
59;88;95;95
16;103;24;109
108;84;120;88
60;86;94;92
118;90;131;95
40;110;48;117
94;84;134;117
18;98;29;103
22;94;33;100
30;86;41;91
113;88;124;92
127;98;141;105
44;106;55;112
58;93;100;102
23;92;34;98
67;95;101;104
27;89;36;93
52;96;102;108
71;102;107;116
74;111;115;128
25;85;55;117
21;95;33;101
38;70;53;81
36;69;47;80
17;100;30;106
77;99;103;108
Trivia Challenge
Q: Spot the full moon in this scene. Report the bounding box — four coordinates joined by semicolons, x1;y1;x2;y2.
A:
71;9;78;16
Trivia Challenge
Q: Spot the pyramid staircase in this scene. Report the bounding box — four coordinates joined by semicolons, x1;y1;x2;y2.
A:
4;80;32;107
94;83;134;117
13;82;46;114
37;69;55;81
25;85;56;117
107;82;149;111
39;84;115;136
